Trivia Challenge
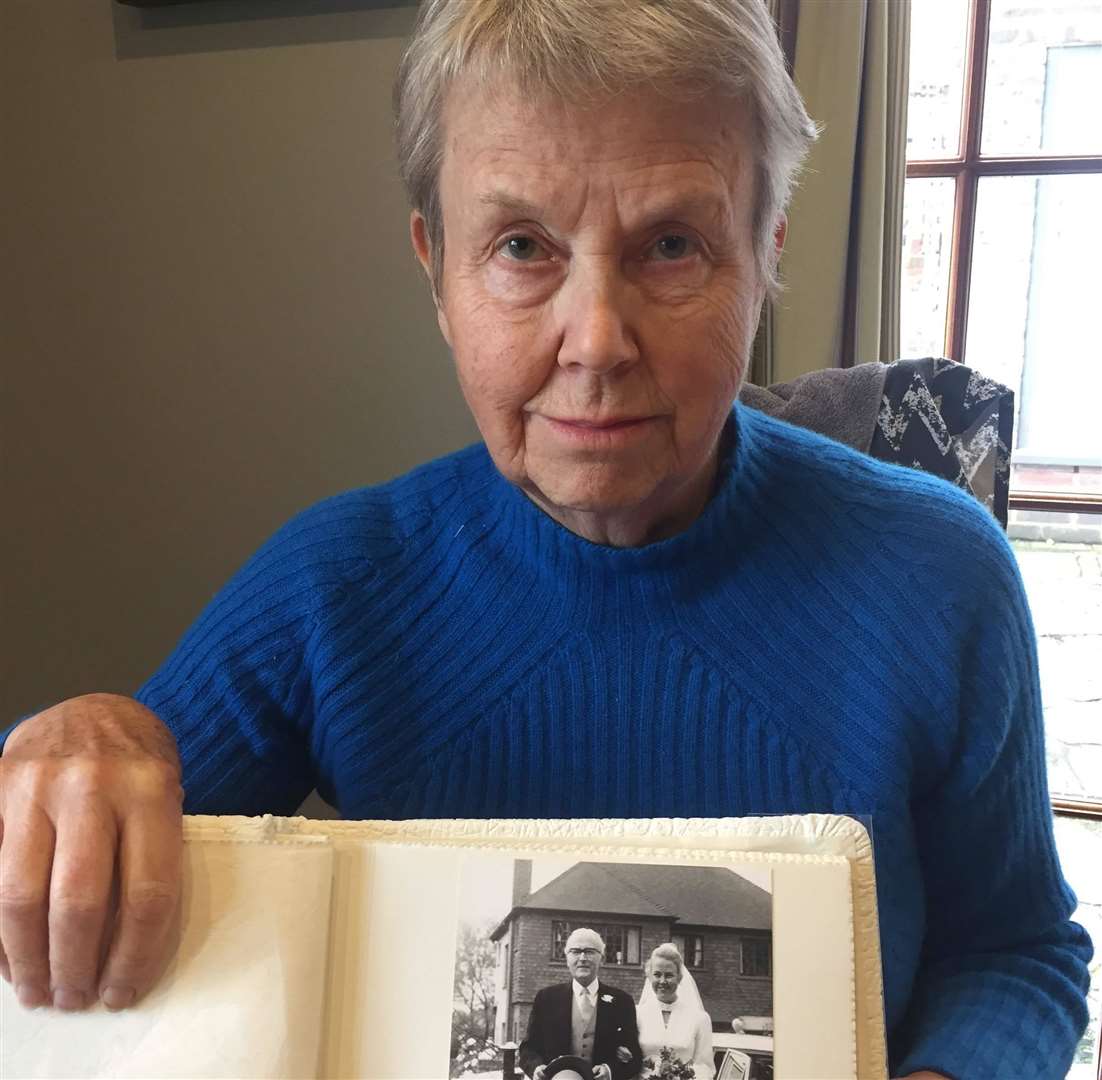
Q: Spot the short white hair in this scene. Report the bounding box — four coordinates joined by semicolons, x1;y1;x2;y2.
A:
394;0;818;297
565;927;606;954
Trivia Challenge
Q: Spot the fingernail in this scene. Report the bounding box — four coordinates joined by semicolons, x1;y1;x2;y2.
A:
101;985;136;1010
16;983;49;1008
53;987;87;1010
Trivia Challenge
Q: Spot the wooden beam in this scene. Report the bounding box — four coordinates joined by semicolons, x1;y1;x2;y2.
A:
1009;491;1102;515
907;156;1102;178
1052;797;1102;822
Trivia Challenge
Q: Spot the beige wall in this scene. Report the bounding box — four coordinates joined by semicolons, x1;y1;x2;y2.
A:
1;1;478;720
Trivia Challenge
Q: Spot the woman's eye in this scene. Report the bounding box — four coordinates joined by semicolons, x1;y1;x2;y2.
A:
499;235;549;262
649;234;695;261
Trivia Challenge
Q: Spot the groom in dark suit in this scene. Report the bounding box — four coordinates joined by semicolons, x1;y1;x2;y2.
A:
519;927;642;1080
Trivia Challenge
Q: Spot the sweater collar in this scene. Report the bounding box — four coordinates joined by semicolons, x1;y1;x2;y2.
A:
485;402;761;575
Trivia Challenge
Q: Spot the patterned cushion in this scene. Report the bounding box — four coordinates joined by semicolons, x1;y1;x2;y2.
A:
870;358;1013;528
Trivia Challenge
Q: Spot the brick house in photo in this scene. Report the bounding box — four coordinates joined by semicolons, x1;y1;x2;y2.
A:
490;861;773;1047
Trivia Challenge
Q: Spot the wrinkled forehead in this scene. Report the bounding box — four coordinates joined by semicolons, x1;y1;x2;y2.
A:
566;928;605;952
438;72;754;197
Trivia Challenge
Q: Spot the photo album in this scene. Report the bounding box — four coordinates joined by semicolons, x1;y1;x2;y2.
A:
2;814;887;1079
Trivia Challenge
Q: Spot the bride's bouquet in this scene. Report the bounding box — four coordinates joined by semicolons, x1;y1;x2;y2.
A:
641;1046;696;1079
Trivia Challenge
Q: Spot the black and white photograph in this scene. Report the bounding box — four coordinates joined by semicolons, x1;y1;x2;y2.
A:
450;855;774;1080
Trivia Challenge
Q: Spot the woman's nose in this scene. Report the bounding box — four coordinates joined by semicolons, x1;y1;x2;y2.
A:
555;265;640;375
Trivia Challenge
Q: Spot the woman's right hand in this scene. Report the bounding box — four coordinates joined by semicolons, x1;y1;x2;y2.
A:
0;693;183;1011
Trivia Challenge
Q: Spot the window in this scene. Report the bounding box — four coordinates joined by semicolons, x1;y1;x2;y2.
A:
551;920;642;965
904;8;1102;1075
602;925;641;967
902;0;1102;510
671;934;705;969
552;920;568;960
739;938;771;978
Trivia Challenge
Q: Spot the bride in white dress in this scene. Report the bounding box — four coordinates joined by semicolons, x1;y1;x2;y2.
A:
636;943;715;1079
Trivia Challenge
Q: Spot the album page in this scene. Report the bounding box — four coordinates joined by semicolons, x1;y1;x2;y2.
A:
1;814;885;1080
1;831;334;1079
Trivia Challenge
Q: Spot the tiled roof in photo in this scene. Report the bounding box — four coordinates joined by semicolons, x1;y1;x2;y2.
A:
508;862;772;931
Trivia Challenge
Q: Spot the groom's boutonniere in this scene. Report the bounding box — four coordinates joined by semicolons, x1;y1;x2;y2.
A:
601;994;614;1003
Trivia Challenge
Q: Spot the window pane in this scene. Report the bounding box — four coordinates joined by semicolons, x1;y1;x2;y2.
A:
552;921;569;959
593;924;638;965
605;925;624;964
1012;463;1102;497
740;938;771;977
965;174;1102;463
1052;816;1102;1079
900;178;955;358
1011;518;1102;804
982;0;1102;156
626;927;640;966
906;0;971;159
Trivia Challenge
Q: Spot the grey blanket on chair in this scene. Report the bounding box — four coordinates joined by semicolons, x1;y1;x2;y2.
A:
739;358;1014;526
738;362;888;452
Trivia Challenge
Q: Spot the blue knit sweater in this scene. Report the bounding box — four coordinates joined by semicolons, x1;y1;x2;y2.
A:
136;404;1090;1079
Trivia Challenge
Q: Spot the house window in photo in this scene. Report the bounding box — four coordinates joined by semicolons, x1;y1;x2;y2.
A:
672;934;704;968
550;920;641;964
551;921;571;960
602;924;642;965
740;937;771;977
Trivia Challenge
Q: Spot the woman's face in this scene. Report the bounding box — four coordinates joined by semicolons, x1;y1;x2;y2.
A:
413;79;780;547
649;956;681;1003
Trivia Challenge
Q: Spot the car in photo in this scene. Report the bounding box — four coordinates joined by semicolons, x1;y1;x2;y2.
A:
713;1030;774;1080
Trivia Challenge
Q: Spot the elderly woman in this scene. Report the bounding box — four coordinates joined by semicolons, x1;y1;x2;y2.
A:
637;944;714;1080
0;2;1089;1078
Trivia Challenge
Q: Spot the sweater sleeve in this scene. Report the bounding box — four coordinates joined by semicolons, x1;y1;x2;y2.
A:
891;519;1093;1079
134;511;337;817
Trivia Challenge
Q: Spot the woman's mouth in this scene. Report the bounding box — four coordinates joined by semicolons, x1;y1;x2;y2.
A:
542;415;656;445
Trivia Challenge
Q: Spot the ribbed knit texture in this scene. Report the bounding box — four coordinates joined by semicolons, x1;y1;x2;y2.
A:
137;403;1091;1079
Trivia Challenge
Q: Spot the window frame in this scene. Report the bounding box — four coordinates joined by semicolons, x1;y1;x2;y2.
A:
905;0;1102;523
671;933;705;969
738;936;772;979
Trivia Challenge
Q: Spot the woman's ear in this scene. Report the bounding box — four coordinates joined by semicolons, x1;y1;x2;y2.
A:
409;209;433;280
773;213;789;259
754;213;789;311
409;210;452;346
